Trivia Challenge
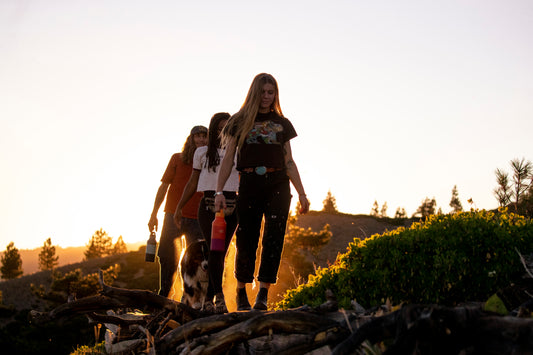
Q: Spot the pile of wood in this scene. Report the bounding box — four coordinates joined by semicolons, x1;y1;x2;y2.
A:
30;270;533;354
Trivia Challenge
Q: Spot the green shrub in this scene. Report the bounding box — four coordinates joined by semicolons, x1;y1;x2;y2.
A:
278;209;533;309
31;264;120;305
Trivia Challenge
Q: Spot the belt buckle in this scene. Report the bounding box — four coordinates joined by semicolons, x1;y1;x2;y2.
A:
254;166;267;175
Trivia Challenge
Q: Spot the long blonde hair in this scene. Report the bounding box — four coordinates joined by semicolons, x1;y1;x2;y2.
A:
222;73;284;150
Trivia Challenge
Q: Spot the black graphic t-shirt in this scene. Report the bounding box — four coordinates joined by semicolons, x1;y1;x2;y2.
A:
234;111;297;170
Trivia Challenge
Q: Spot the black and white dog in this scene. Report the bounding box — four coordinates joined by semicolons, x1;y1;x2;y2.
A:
180;240;209;309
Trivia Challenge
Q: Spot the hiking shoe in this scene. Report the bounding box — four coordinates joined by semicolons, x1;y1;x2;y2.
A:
236;287;251;311
214;293;228;314
253;288;268;311
203;299;214;313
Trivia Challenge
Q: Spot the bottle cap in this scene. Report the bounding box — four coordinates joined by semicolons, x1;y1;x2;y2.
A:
216;210;225;218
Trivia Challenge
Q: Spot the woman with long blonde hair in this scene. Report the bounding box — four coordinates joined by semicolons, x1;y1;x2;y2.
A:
215;73;310;311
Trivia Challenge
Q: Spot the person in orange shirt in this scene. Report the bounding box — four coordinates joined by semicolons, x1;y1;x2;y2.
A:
148;125;208;297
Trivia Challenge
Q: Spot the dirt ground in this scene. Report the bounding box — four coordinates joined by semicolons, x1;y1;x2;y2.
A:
294;212;415;267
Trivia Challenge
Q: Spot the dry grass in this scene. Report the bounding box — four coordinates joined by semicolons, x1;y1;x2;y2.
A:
295;211;414;267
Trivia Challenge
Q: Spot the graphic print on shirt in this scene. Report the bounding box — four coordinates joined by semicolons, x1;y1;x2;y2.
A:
246;121;284;145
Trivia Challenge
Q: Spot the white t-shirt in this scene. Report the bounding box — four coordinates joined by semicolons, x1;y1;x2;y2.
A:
193;146;239;192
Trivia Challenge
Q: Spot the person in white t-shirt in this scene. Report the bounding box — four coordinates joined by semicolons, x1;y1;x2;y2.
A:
174;112;239;313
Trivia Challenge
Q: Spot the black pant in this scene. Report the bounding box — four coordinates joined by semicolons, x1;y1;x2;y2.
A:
157;213;203;297
235;170;292;284
198;192;238;299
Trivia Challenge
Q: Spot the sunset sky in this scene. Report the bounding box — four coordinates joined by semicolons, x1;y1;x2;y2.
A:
1;0;532;251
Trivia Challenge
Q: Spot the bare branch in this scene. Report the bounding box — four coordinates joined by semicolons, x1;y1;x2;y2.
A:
515;248;533;279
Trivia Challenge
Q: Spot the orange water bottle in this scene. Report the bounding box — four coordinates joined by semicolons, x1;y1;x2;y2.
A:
211;210;226;251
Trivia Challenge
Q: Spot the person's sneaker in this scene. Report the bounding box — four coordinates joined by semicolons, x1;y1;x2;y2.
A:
253;288;268;311
214;293;228;314
202;299;214;313
236;287;251;311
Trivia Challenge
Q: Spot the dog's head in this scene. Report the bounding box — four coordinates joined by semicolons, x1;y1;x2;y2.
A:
181;239;209;272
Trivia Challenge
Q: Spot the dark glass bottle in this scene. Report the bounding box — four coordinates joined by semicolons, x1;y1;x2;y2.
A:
145;231;157;262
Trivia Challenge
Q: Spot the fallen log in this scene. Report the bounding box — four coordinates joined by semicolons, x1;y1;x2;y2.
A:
232;331;339;355
30;295;127;325
87;310;150;328
172;310;347;355
158;311;258;352
97;269;204;324
29;268;533;355
332;303;533;355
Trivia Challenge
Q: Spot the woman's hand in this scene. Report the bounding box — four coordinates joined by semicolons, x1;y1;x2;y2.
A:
148;215;158;232
214;194;226;212
298;194;310;214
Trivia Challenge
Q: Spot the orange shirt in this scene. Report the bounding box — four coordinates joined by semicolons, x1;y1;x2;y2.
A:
161;153;202;219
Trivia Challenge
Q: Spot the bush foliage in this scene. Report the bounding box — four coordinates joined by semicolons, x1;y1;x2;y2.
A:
31;264;120;305
278;209;533;310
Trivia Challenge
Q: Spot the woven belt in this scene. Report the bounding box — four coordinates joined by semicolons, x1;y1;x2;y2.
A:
242;166;284;175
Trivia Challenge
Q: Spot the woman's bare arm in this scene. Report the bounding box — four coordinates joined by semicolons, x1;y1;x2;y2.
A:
214;137;237;211
284;141;309;214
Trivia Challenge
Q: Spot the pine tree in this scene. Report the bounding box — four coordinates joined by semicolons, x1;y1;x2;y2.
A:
510;158;533;208
84;228;113;260
494;158;533;216
370;200;379;216
449;185;463;213
1;242;23;279
322;190;338;213
414;197;437;220
380;202;388;218
112;236;128;255
494;168;513;207
38;237;59;271
394;207;407;219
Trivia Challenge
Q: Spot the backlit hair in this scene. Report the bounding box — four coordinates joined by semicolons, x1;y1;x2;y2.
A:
222;73;284;150
206;112;230;172
181;129;203;165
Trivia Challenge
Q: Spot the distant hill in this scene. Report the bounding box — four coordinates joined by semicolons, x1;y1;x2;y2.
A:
6;212;413;277
0;212;413;313
294;211;414;267
15;242;145;276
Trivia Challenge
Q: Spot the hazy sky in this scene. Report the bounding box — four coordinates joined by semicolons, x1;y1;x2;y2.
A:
1;0;532;250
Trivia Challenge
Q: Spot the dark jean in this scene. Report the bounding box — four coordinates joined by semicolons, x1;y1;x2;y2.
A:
197;191;238;299
157;213;203;297
235;170;292;284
